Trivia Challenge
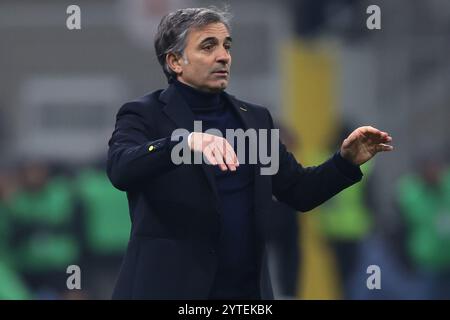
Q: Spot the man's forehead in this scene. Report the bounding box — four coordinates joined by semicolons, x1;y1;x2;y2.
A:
189;23;231;42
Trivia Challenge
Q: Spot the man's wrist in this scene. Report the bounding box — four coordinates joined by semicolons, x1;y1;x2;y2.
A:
333;150;363;181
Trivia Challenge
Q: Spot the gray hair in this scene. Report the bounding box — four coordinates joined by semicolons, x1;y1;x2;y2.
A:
154;6;232;81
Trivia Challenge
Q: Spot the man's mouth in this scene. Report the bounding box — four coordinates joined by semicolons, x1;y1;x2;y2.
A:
212;70;229;75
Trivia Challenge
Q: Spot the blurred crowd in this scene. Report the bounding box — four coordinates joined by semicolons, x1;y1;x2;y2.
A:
0;160;131;299
0;133;449;300
315;141;450;300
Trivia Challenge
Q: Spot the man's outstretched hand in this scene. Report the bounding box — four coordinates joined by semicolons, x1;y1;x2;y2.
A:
340;126;394;166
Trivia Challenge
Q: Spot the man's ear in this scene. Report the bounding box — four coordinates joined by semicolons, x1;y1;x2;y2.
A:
166;53;183;75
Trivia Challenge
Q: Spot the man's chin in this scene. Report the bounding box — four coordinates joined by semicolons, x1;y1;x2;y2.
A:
193;79;228;93
209;80;228;92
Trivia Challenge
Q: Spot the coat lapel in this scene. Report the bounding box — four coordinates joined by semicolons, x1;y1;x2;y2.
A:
160;84;196;133
223;93;256;132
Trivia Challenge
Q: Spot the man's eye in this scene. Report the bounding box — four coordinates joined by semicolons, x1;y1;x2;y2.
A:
224;44;232;51
203;45;213;51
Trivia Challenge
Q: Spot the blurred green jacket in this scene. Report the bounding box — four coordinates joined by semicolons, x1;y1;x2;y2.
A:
75;168;130;255
319;161;373;240
397;168;450;271
9;176;79;273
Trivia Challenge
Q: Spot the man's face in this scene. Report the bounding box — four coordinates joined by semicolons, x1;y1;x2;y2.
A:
173;23;232;93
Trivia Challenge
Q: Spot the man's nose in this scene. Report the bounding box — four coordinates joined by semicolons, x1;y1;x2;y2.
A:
216;47;231;65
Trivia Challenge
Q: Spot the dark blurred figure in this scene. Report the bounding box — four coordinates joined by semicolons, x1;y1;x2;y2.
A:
0;166;32;299
262;122;301;299
8;161;82;299
319;123;373;299
396;153;450;299
293;0;366;41
74;160;131;299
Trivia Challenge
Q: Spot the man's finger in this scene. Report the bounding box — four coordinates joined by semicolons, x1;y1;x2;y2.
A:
363;126;382;135
221;142;237;171
360;126;386;141
376;143;394;152
224;150;237;171
228;142;240;166
375;134;393;144
224;140;238;166
364;130;392;144
211;145;227;171
204;146;217;166
365;127;393;140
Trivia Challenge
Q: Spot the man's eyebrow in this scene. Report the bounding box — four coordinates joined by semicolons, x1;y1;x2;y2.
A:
199;37;217;45
199;36;233;45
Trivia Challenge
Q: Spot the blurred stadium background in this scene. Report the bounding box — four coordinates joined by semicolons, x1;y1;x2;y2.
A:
0;0;449;299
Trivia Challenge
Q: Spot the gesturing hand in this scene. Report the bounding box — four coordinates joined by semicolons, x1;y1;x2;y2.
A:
188;132;239;171
340;126;394;166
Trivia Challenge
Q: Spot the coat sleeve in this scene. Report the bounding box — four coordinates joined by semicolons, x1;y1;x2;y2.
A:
269;111;363;212
106;102;187;191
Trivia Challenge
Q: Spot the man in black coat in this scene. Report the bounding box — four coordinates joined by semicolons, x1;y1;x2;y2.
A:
107;7;393;300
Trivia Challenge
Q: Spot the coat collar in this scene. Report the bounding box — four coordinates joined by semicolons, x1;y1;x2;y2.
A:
159;83;257;132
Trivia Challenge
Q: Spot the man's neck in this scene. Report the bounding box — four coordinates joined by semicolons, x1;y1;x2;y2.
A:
173;79;223;110
176;78;224;94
